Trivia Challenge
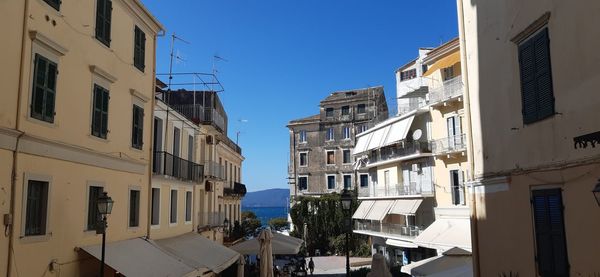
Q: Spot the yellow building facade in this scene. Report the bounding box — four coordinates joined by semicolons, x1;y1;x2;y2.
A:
0;0;163;275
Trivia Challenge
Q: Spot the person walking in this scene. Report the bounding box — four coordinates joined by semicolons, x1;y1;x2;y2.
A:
308;257;315;275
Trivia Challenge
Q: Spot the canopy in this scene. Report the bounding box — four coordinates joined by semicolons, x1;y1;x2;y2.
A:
352;200;375;219
230;231;302;255
80;238;197;277
423;51;461;77
366;127;389;152
388;199;423;215
414;219;472;250
386;239;418;248
363;200;395;221
353;132;373;155
155;232;240;274
383;116;414;146
401;247;472;277
353;115;415;156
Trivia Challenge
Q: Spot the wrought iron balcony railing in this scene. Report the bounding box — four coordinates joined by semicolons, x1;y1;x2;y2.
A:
152;151;203;183
354;220;423;238
367;140;431;165
204;161;225;180
431;134;467;154
428;77;463;105
169;104;227;133
358;182;434;198
224;182;247;197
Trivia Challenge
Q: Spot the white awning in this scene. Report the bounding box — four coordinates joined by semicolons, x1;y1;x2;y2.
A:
414;219;472;250
401;247;472;277
388;199;423;215
366;126;390;152
386;238;418;248
352;200;375;219
155;232;240;274
230;231;302;255
382;115;414;146
80;238;197;277
363;200;395;221
353;132;373;155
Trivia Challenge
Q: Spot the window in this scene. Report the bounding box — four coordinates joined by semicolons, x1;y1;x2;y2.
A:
299;130;307;143
31;54;58;123
43;0;60;10
519;28;555;124
185;191;192;222
327;175;336;190
359;174;369;188
342;127;350;140
326;150;335;165
133;26;146;71
91;84;109;139
151;188;160;225
325;107;334;117
173;127;180;156
356;124;368;134
225;161;228;180
299;152;308;167
87;186;104;230
447;116;462;149
298;176;308;191
95;0;112;46
170;190;178;223
342;149;351;164
400;68;417;81
129;189;140;227
341;106;350;115
343;175;352;189
357;104;366;114
25;180;49;236
450;170;465;205
132;105;144;149
188;135;194;161
326;127;334;141
531;188;569;276
442;66;455;81
421;64;428;74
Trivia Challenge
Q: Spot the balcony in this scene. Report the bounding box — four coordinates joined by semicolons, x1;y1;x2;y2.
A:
218;135;242;155
198;212;226;231
204;161;225;180
354;220;423;239
428;77;463;106
397;97;428;115
431;134;467;155
366;141;431;167
224;182;247;197
152;151;204;183
358;182;434;198
169;104;227;133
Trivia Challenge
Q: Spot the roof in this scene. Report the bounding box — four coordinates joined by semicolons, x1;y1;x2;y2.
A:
422;37;460;64
395;58;417;73
320;86;384;104
288;114;320;125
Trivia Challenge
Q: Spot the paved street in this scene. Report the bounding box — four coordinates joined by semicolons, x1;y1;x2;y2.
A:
309;256;371;276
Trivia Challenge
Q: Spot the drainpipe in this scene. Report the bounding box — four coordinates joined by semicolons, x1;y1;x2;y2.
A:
7;0;30;276
146;32;160;239
456;0;481;276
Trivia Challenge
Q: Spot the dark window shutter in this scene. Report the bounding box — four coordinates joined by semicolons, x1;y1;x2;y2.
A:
101;88;109;138
105;0;112;44
31;55;46;120
519;38;537;123
25;180;48;236
43;0;60;11
533;28;554;120
95;0;104;41
44;61;57;123
532;189;569;276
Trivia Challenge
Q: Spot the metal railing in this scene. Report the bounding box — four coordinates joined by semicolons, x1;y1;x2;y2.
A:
428;77;463;105
367;140;431;164
152;151;204;182
354;221;423;238
431;134;467;154
224;182;247;197
204;161;225;180
199;212;226;228
169;104;227;132
397;97;428;114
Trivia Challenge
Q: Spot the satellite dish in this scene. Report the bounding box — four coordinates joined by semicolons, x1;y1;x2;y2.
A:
412;129;422;140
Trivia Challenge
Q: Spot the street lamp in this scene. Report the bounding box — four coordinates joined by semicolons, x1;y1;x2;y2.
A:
224;218;230;237
593;180;600;207
96;192;114;277
340;189;353;277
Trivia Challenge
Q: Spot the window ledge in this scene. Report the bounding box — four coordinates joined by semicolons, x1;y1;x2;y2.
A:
88;134;109;143
25;115;58;129
150;224;160;230
19;233;52;243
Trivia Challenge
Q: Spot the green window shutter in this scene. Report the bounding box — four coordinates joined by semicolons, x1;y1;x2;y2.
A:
105;0;112;44
532;189;569;276
533;28;554;120
134;26;146;71
101;88;109;138
95;0;112;46
132;105;144;149
44;61;57;123
92;85;109;138
31;54;46;120
519;37;538;124
95;0;104;43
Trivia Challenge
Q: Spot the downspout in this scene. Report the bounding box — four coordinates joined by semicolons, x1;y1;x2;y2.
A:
7;0;30;276
146;33;158;239
456;0;481;276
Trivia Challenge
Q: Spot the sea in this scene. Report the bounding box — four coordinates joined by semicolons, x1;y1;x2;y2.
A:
242;206;288;226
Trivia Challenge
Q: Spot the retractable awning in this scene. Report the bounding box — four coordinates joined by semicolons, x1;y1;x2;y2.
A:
155;232;240;274
366;127;390;152
423;51;461;77
388;199;423;215
352;200;375;219
352;115;415;156
353;132;373;155
386;238;418;248
363;200;395;221
383;116;414;146
80;238;197;277
230;231;302;255
401;247;472;277
413;219;472;250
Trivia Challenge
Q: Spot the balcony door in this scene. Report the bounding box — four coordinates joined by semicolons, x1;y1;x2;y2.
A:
153;117;163;173
173;127;181;176
446;116;462;149
450;170;465;205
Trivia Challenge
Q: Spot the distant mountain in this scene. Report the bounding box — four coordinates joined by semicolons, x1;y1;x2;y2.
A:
242;188;289;208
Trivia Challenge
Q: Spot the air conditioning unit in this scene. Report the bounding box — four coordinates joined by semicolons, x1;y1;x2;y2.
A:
206;135;213;144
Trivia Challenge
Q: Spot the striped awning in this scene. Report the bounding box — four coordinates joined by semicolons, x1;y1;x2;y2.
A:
388;199;423;215
423;51;461;77
352;200;375;219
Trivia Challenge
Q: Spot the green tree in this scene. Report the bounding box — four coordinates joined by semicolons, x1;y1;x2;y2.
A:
268;217;289;230
242;210;257;220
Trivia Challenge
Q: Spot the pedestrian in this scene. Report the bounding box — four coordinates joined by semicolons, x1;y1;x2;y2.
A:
308;257;315;275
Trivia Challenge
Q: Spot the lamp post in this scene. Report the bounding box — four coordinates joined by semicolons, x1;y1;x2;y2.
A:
96;192;114;277
593;180;600;207
223;218;230;240
340;189;353;277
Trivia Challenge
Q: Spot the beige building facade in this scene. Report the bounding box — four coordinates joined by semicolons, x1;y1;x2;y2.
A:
0;0;163;275
457;0;600;276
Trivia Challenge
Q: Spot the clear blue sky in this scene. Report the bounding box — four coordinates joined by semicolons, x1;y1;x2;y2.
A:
141;1;458;192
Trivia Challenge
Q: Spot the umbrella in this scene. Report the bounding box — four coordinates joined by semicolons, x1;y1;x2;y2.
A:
259;229;274;277
367;253;392;277
237;255;245;277
230;233;302;255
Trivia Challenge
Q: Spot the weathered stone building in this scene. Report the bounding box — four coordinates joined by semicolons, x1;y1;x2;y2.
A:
287;87;388;198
